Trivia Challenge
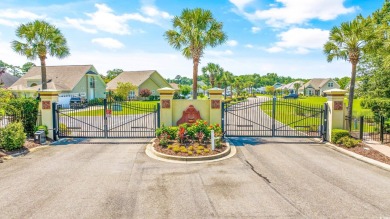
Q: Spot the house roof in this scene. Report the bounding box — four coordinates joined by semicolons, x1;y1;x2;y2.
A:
279;81;304;90
9;65;95;92
169;83;180;90
299;78;332;90
106;70;171;90
0;72;19;88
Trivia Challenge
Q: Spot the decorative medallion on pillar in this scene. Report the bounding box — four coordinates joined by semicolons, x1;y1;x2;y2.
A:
42;101;51;110
161;99;170;109
334;101;343;110
211;100;220;109
177;105;202;125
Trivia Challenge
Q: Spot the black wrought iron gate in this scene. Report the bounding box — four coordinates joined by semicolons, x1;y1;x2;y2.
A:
55;99;159;138
223;97;327;139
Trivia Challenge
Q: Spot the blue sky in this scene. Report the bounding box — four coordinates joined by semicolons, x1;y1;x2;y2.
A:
0;0;384;79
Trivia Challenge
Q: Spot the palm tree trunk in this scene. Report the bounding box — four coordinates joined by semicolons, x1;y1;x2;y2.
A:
192;57;199;99
40;56;47;90
347;62;357;131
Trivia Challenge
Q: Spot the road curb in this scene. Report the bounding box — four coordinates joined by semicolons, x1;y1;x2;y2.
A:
316;139;390;172
1;146;49;161
145;139;236;164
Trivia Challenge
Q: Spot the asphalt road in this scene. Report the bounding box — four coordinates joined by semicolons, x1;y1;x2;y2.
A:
0;138;390;218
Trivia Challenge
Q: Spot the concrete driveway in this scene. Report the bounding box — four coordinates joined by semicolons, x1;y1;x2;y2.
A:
0;137;390;218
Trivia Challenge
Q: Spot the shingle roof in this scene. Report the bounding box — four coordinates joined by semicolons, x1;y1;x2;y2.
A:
106;70;156;90
9;65;94;91
299;78;332;90
0;72;19;88
279;81;304;90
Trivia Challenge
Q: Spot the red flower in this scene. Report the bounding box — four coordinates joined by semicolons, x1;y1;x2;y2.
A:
216;124;220;127
204;121;207;125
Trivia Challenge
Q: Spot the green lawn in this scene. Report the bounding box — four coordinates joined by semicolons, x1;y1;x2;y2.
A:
260;99;324;131
259;96;373;130
66;101;158;116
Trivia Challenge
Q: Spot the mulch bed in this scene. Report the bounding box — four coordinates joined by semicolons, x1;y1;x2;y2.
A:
0;139;47;160
153;139;227;157
336;143;390;165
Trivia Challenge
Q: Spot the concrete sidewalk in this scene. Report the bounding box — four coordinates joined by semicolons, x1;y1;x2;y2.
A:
364;139;390;158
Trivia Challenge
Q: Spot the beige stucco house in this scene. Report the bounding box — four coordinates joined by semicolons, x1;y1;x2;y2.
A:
9;65;106;100
298;78;340;96
106;70;172;99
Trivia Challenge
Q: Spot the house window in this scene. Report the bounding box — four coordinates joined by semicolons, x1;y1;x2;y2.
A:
328;82;334;88
152;90;155;94
308;90;313;96
89;77;95;88
30;83;37;87
129;90;135;98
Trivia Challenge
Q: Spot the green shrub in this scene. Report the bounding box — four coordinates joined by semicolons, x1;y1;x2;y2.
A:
7;98;38;136
34;125;48;136
331;129;350;143
361;98;390;118
337;136;360;148
156;125;177;140
0;122;26;151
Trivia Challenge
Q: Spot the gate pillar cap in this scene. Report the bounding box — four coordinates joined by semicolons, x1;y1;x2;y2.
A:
208;88;223;95
323;89;347;96
157;87;175;95
38;90;61;96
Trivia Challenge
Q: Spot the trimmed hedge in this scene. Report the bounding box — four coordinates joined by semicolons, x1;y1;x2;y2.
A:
0;122;26;151
331;129;350;143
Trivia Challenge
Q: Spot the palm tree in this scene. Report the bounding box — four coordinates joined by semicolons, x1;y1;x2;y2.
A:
12;20;70;90
165;8;227;99
293;82;301;94
202;63;222;88
323;16;375;130
221;71;233;99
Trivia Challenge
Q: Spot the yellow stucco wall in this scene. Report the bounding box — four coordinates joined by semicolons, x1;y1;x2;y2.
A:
172;100;210;126
139;78;161;96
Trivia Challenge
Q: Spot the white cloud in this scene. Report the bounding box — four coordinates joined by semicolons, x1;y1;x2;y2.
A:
91;38;125;49
229;0;254;10
65;3;172;35
245;44;254;48
0;9;45;27
205;50;234;56
251;26;261;33
234;0;356;27
141;6;173;20
227;40;238;47
266;28;329;54
0;9;45;20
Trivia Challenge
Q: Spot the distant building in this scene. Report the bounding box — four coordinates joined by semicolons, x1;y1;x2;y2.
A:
278;81;304;94
298;78;340;96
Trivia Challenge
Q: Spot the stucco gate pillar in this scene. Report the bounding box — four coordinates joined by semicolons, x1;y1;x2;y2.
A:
157;87;175;127
323;89;347;141
208;88;223;125
38;90;60;140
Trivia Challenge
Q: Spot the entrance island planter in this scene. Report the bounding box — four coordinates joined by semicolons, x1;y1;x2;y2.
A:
148;139;231;162
147;120;233;162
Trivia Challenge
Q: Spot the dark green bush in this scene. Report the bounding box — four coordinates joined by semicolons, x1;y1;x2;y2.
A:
331;129;350;143
88;98;104;106
7;98;38;136
361;98;390;119
34;125;48;136
156;125;177;140
0;122;26;151
336;136;360;148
